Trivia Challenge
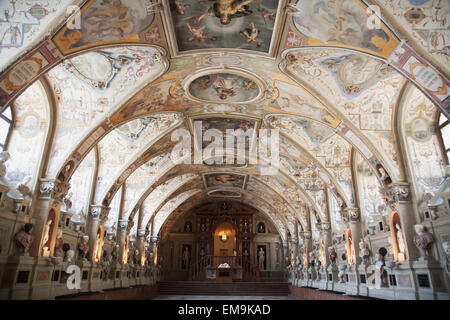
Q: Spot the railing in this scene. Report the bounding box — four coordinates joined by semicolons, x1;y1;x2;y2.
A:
189;255;259;281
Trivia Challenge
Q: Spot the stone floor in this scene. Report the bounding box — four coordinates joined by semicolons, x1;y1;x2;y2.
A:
152;295;299;300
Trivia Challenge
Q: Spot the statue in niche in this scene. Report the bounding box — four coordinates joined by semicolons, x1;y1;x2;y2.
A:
53;229;64;258
243;220;249;233
258;247;265;270
258;222;265;233
14;223;34;254
413;224;434;258
78;235;89;260
182;246;190;269
199;247;206;260
328;247;337;265
93;229;102;262
232;249;237;266
42;219;52;256
184;221;192;233
395;224;406;261
243;247;249;260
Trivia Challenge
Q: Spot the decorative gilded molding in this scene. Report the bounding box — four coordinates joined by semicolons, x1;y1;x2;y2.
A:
118;219;128;231
137;228;146;238
345;207;360;223
381;182;411;211
38;178;69;202
89;204;103;220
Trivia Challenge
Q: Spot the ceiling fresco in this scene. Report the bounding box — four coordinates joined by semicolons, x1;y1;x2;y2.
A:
169;0;280;54
0;0;449;244
53;0;160;54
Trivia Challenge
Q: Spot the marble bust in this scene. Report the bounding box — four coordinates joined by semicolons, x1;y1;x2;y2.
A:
14;223;34;254
413;224;434;258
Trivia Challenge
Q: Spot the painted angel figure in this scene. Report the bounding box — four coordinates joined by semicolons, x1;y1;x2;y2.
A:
240;22;263;47
194;0;259;25
186;23;217;43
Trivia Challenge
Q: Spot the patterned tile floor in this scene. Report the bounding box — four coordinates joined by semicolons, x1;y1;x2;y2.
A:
152;295;299;300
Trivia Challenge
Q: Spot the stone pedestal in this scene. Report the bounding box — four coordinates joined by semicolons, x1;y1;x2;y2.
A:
345;264;360;296
357;264;370;297
388;261;416;300
88;262;102;292
120;264;130;288
76;259;92;292
412;258;446;300
1;254;35;299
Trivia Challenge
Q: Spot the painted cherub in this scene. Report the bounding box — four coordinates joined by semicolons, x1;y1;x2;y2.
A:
194;0;259;25
258;7;276;21
240;22;262;47
170;0;190;15
186;23;217;43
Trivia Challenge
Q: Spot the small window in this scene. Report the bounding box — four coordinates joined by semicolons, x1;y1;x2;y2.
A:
0;106;13;150
439;113;450;159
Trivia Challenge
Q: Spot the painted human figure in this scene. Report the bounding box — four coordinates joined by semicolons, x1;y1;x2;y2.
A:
194;0;258;25
240;22;262;47
258;247;265;270
186;23;216;43
170;0;190;15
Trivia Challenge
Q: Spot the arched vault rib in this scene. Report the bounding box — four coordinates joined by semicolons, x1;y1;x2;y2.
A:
97;121;185;206
279;133;352;206
53;75;184;185
277;50;402;183
134;172;296;235
156;191;292;244
131;173;201;225
118;150;319;229
248;177;307;228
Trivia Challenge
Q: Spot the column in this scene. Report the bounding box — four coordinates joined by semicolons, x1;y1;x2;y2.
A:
381;183;419;261
345;207;362;267
321;222;332;267
302;231;312;266
136;229;145;266
118;219;128;264
87;205;101;260
31;178;69;257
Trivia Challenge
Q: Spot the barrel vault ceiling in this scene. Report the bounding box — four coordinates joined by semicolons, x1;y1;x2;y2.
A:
0;0;448;240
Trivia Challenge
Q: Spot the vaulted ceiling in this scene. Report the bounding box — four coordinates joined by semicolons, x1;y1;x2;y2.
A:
0;0;448;241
